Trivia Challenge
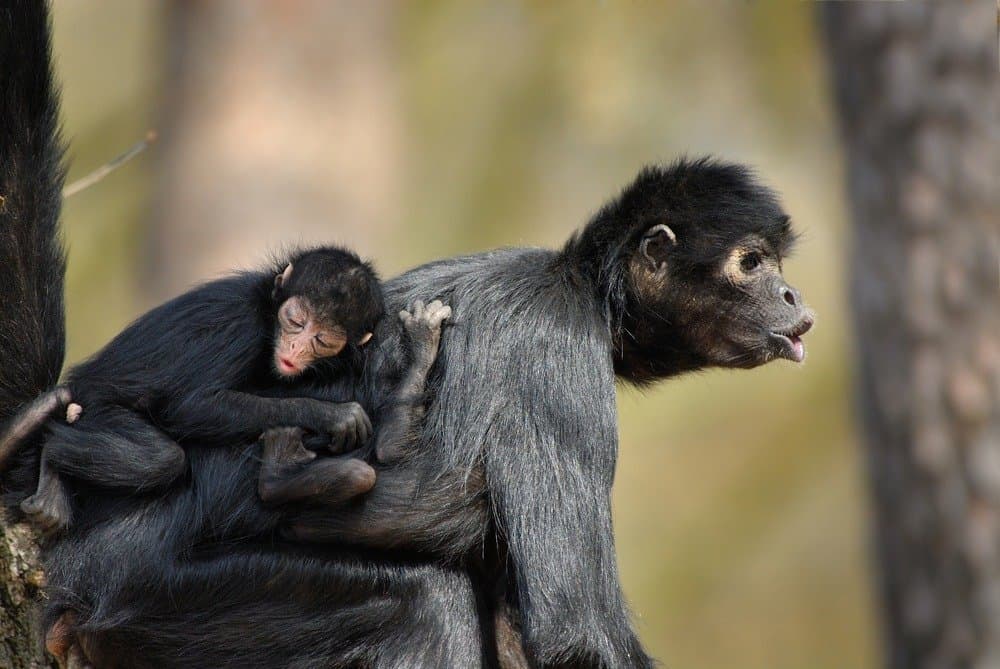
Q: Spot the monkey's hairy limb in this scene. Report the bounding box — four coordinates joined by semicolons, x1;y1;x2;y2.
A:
374;299;451;464
19;453;72;535
0;386;71;470
0;2;72;667
258;427;375;505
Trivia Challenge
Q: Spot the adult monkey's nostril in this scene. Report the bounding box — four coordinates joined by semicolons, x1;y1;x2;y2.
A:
781;286;797;307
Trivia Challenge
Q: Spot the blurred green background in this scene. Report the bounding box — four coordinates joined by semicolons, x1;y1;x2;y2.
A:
51;2;874;668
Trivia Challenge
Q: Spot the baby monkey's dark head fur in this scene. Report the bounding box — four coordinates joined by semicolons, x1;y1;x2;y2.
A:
569;157;813;384
271;247;385;378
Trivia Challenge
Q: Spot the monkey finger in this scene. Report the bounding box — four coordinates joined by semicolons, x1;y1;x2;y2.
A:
340;420;358;453
325;430;343;454
359;411;373;444
431;305;452;327
65;403;83;424
412;300;425;318
302;431;329;452
351;418;364;450
355;412;371;447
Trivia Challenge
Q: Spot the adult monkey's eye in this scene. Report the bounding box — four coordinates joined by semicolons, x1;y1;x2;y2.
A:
740;251;762;273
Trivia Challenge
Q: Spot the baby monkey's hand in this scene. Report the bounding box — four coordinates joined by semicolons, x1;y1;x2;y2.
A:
400;299;452;364
306;400;372;454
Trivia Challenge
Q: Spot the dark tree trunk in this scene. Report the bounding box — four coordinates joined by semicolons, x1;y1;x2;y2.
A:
822;3;1000;668
0;519;50;668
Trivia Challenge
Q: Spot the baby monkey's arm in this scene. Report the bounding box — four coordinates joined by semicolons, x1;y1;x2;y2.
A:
172;389;372;453
373;299;451;464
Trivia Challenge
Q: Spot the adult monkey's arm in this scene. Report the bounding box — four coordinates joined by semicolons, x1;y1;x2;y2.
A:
482;310;653;669
395;253;653;669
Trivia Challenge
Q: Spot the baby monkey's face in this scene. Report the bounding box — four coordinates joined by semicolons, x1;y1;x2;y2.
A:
274;296;348;377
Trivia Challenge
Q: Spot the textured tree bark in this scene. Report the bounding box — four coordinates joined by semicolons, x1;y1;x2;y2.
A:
145;0;399;299
822;3;1000;668
0;519;51;668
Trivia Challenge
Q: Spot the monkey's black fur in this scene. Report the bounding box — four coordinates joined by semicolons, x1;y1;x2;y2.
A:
62;245;381;446
12;246;388;533
0;0;66;430
274;247;385;342
0;4;810;668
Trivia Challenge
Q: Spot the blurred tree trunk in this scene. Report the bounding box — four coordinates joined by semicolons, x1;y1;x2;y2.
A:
146;0;399;299
0;522;50;668
822;3;999;669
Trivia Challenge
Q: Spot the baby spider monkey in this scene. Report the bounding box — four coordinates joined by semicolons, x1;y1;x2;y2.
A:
7;246;449;533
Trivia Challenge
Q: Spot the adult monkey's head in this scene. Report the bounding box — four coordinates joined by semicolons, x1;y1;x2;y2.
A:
271;247;385;378
573;158;813;384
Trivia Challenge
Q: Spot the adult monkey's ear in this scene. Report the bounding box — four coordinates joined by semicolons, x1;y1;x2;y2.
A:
273;263;294;300
640;223;676;272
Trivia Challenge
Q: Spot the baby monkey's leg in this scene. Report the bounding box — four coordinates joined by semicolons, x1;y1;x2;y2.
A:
19;452;72;535
23;407;186;534
258;427;375;506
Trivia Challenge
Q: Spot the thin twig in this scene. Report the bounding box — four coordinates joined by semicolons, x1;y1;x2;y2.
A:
62;130;158;198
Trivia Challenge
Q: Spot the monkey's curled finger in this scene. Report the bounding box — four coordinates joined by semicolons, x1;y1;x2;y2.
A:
353;416;367;450
359;410;373;445
430;305;452;327
338;416;358;453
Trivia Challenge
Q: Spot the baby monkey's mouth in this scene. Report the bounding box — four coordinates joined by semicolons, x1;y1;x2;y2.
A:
769;316;814;363
275;355;301;376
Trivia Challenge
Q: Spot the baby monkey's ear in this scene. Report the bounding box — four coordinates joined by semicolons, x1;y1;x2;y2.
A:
274;263;294;291
358;332;373;346
640;224;676;273
273;263;294;301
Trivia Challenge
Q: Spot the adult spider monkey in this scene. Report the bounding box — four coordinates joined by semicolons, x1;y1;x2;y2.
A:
0;3;815;667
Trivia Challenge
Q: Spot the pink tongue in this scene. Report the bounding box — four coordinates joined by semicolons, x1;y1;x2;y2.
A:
790;335;805;362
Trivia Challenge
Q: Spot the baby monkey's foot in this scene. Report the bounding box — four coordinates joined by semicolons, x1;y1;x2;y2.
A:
260;427;315;469
65;403;82;424
400;299;452;355
258;427;375;505
20;482;72;536
258;427;315;502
